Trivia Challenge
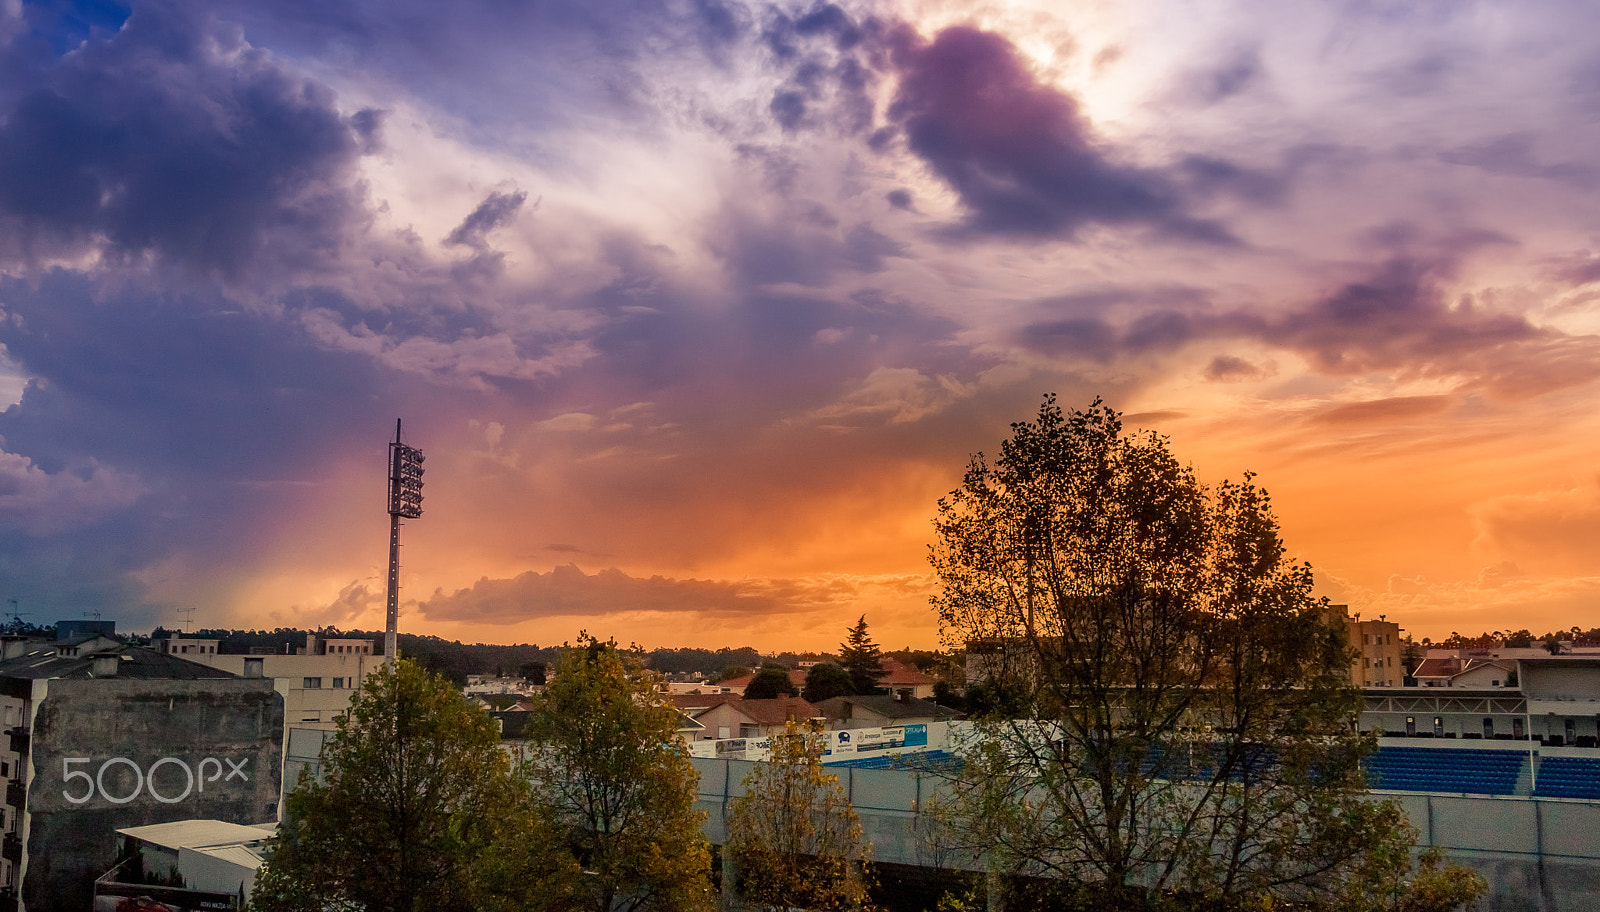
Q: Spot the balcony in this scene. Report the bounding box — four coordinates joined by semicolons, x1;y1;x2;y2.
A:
4;779;21;810
2;833;20;864
4;728;25;757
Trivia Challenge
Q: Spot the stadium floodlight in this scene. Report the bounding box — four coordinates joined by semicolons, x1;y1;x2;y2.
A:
389;442;425;518
384;420;425;668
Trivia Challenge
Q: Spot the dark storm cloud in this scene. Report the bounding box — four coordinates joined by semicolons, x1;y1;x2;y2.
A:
883;25;1234;243
0;272;382;480
763;3;864;60
761;5;881;136
0;270;396;624
1203;355;1268;382
1173;46;1262;105
446;191;530;249
1264;261;1543;374
1019;261;1600;396
1439;133;1596;187
711;205;908;286
1308;395;1454;426
570;229;965;410
415;565;916;627
417;564;793;623
204;0;758;141
0;1;370;276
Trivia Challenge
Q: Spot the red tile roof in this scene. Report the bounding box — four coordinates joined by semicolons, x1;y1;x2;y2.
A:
668;693;818;726
879;658;936;687
719;668;809;691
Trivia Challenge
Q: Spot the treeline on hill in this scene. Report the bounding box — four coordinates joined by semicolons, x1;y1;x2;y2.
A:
163;627;960;687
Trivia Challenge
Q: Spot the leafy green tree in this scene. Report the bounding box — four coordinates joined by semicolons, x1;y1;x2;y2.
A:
251;659;557;912
838;616;886;696
928;396;1484;912
726;720;871;912
803;662;856;703
745;663;799;699
525;636;713;912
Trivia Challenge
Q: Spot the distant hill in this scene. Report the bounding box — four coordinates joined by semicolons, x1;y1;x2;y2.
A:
164;627;815;685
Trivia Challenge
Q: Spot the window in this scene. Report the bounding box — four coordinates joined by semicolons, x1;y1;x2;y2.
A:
332;677;345;689
2;761;8;777
303;677;322;689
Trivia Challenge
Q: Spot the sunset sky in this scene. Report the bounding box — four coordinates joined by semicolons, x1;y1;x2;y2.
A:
2;0;1599;651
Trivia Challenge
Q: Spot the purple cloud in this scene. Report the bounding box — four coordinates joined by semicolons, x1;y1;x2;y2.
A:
0;2;371;277
884;25;1233;243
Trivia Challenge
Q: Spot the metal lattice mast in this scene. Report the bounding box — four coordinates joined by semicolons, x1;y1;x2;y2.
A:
385;419;425;669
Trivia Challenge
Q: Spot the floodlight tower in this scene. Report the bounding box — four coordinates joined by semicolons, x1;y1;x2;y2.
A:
385;419;425;669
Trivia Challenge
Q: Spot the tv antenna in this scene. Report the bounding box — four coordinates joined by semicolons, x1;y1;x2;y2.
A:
176;607;195;632
5;599;28;633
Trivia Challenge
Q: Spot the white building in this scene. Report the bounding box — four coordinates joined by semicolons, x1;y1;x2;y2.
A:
159;633;382;729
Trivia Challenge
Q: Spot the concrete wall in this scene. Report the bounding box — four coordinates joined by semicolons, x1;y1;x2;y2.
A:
691;758;1600;911
1524;664;1600;703
23;679;282;912
178;845;259;898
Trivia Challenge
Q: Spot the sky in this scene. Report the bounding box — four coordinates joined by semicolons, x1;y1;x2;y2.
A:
2;0;1599;652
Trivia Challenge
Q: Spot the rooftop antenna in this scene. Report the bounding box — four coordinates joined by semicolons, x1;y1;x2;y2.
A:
385;419;425;670
6;599;28;633
176;607;195;632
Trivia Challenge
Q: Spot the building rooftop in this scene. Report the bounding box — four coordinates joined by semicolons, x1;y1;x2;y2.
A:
814;694;961;722
0;645;237;680
669;693;819;726
117;819;275;852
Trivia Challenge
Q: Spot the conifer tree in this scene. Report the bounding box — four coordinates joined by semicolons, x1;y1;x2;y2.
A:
838;615;886;696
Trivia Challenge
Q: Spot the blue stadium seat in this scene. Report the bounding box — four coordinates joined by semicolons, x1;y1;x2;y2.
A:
1532;757;1600;799
1365;747;1525;795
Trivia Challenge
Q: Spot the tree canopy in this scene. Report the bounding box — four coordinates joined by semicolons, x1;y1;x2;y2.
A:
745;663;799;699
928;396;1483;911
726;721;871;912
524;636;713;912
251;659;553;912
802;661;856;703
